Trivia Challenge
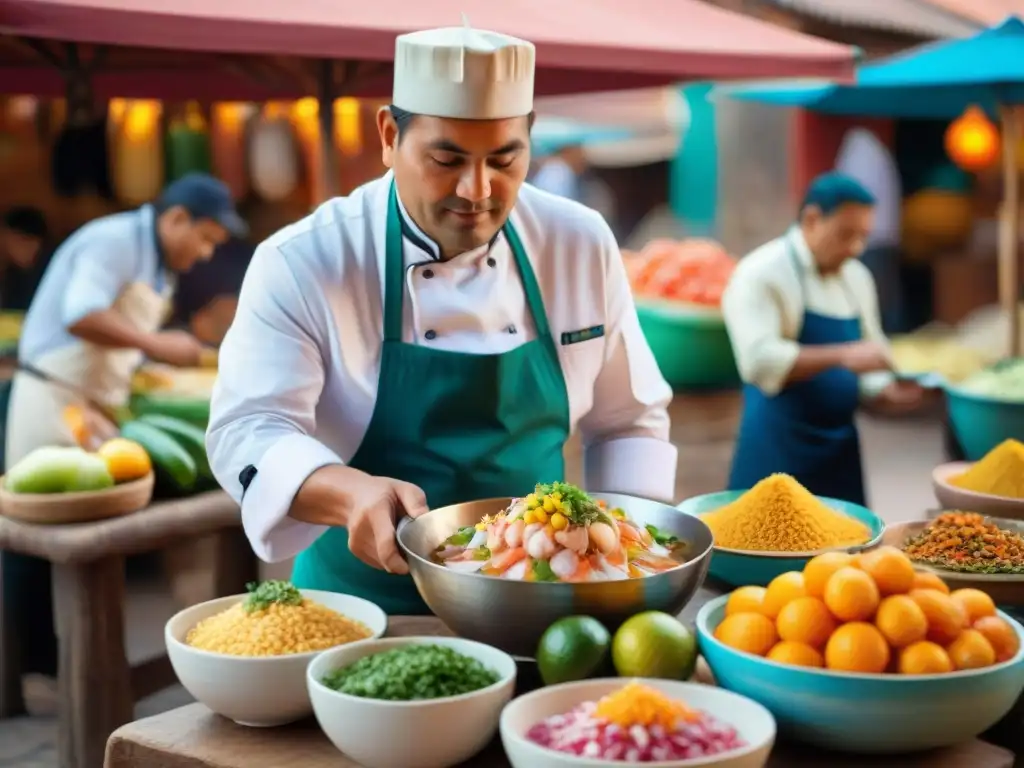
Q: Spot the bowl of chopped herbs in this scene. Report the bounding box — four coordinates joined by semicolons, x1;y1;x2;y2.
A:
308;636;516;768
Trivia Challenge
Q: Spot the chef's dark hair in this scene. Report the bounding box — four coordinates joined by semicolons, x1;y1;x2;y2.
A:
800;172;876;217
2;206;47;240
388;105;535;143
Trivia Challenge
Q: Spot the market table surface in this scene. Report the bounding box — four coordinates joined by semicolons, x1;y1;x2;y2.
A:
0;490;258;768
105;601;1016;768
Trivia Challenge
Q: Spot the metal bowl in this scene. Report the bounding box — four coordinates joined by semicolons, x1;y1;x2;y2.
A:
396;493;714;657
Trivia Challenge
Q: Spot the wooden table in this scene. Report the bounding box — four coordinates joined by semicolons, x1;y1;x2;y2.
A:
105;595;1016;768
0;490;259;768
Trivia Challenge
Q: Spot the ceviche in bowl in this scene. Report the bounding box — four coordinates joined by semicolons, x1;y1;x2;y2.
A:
396;484;714;657
433;483;688;582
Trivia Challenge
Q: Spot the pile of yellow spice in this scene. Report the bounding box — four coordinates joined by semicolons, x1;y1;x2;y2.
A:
950;439;1024;499
701;474;871;552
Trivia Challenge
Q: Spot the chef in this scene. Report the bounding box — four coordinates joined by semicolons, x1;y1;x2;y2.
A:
207;24;675;614
722;172;925;506
3;174;244;710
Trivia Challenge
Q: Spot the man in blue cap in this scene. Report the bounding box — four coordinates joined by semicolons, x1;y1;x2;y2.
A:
3;173;245;712
722;172;926;506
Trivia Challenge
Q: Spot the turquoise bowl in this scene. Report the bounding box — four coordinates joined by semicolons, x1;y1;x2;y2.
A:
946;384;1024;461
635;299;740;391
676;491;885;587
697;595;1024;753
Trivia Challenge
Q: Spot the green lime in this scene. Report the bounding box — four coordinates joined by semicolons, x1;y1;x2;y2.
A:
536;616;612;685
611;611;698;680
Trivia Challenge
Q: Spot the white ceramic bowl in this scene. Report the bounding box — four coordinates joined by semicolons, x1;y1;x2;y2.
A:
501;679;776;768
165;589;387;727
307;636;517;768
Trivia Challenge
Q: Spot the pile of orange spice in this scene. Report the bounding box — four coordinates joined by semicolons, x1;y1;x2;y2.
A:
594;681;700;731
950;439;1024;499
902;512;1024;574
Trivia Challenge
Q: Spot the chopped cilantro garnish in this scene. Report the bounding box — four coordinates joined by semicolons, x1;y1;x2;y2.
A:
243;580;303;613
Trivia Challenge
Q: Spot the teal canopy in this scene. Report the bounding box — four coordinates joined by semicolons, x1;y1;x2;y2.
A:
718;16;1024;119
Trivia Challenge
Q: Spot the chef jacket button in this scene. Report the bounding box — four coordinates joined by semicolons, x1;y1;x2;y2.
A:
487;257;497;267
423;268;435;279
425;330;437;341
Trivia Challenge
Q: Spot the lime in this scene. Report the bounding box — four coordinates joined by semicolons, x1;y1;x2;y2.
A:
536;616;611;685
611;611;698;680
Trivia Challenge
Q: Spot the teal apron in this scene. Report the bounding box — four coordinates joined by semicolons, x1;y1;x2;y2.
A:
292;183;572;614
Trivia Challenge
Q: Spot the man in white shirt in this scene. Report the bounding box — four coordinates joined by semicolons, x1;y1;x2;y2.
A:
721;172;924;505
206;24;675;614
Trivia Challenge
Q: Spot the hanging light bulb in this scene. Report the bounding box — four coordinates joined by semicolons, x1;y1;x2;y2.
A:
945;106;1000;172
334;98;362;156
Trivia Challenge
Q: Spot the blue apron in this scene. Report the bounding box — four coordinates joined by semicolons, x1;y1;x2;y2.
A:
728;239;866;505
291;183;572;615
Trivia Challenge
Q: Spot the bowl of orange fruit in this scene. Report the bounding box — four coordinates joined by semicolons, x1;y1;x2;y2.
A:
696;546;1024;753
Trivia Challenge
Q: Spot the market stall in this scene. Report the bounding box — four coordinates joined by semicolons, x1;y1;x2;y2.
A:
718;15;1024;457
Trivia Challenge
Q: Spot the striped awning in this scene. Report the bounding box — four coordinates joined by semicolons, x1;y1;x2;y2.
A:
770;0;981;38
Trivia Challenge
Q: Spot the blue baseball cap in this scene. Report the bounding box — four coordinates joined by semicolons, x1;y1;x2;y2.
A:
158;173;248;238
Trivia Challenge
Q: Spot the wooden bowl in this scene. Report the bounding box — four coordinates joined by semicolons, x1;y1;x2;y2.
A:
882;519;1024;606
933;461;1024;520
0;473;155;524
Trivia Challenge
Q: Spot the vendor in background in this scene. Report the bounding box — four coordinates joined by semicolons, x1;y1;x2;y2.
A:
0;206;49;312
171;236;255;346
722;172;927;506
3;173;244;712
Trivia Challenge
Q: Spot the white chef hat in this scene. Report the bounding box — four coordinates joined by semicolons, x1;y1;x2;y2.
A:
392;23;536;120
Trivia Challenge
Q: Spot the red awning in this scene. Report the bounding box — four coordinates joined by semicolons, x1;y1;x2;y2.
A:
0;0;856;100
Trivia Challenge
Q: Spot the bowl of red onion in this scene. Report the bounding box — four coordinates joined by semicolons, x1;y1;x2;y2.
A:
499;678;775;767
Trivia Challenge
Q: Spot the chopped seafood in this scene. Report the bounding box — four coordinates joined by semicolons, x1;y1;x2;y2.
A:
432;483;687;582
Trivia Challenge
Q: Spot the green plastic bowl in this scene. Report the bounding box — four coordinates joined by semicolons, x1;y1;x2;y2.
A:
676;490;885;587
635;299;739;391
945;383;1024;461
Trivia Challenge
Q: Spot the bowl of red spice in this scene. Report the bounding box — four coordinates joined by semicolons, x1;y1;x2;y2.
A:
500;678;775;767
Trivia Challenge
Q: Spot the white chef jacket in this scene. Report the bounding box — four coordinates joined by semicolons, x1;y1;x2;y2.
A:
721;227;894;399
207;172;676;563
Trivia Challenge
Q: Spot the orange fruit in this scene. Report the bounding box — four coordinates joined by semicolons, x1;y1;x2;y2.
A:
767;641;824;668
974;616;1021;663
825;622;890;673
950;589;996;623
909;589;967;645
848;554;862;569
875;595;928;648
714;612;779;657
911;571;950;594
776;596;837;648
762;572;807;620
803;552;853;598
726;586;767;617
898;641;954;675
823;567;880;622
857;546;916;596
947;629;996;671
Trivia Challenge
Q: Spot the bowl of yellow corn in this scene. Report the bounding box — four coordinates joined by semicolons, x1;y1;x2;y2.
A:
165;581;387;727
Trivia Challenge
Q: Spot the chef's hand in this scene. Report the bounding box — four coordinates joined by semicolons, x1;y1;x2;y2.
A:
144;330;205;368
870;380;927;416
840;340;893;374
82;408;120;450
343;474;429;574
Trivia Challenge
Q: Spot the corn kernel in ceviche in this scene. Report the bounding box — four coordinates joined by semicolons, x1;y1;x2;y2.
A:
526;682;745;762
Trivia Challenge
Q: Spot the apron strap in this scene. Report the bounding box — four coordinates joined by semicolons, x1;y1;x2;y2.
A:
383;181;555;343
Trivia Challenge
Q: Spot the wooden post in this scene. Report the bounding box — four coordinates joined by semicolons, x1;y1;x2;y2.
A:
317;60;340;203
53;557;134;768
999;106;1021;358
